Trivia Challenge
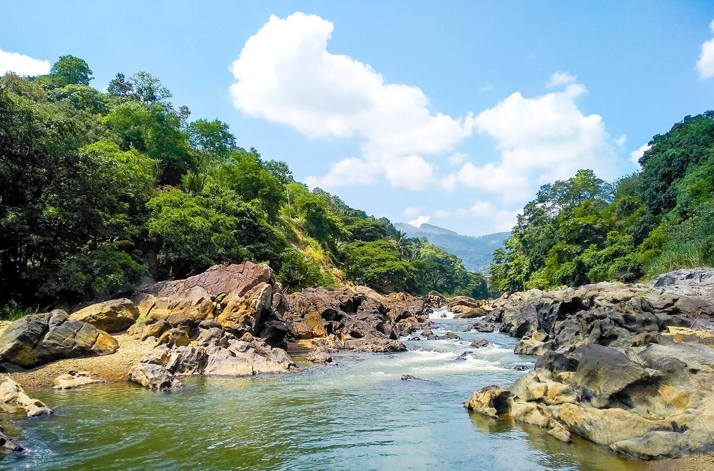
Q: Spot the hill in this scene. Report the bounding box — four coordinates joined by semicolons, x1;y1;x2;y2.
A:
394;223;509;273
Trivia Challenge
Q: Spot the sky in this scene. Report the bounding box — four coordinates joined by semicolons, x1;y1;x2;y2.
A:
2;1;714;236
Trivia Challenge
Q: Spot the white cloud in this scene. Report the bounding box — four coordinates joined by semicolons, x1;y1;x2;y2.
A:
0;45;50;76
447;152;468;165
546;71;577;88
461;201;518;232
403;206;425;217
614;134;627;146
434;209;449;218
478;83;494;92
229;12;474;190
441;82;620;202
408;215;431;227
697;20;714;79
630;143;651;168
305;157;379;189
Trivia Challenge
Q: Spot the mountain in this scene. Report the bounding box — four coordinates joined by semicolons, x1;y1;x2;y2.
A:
394;223;510;273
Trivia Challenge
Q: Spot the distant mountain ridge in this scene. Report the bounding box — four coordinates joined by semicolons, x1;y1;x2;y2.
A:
394;223;510;273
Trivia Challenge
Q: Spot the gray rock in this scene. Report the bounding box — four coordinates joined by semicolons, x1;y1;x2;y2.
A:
129;363;184;390
0;311;118;370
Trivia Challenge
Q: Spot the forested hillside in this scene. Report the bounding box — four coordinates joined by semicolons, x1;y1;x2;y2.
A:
0;56;490;315
490;112;714;292
394;223;509;273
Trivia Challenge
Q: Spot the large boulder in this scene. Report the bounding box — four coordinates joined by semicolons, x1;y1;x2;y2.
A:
132;262;289;349
0;311;118;370
69;298;139;333
467;342;714;460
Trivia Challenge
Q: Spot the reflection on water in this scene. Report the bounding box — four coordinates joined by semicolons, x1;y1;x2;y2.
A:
3;318;643;471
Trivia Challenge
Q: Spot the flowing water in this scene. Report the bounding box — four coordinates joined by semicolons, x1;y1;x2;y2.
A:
3;311;645;471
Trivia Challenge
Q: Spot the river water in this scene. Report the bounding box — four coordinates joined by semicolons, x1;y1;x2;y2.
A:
3;310;645;471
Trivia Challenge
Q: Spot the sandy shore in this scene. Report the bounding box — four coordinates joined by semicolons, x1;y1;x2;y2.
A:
647;455;714;470
7;333;154;390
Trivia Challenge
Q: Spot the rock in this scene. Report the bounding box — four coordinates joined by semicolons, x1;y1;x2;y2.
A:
471;339;489;348
217;282;272;334
306;351;334;364
157;327;191;348
548;425;572;443
0;311;118;370
0;424;22;453
0;376;52;416
129;363;184;390
467;341;714;460
481;270;714;354
467;322;495;333
345;339;407;352
53;371;103;389
455;352;472;361
146;262;273;300
514;337;548;356
425;291;445;308
444;331;460;340
69;298;139;333
401;374;420;381
464;386;512;419
451;305;488;318
286;288;396;342
381;292;428;321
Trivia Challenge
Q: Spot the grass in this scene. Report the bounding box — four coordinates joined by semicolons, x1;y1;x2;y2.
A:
1;301;38;321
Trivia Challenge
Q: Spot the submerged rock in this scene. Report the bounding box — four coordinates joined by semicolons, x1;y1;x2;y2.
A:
129;363;184;391
53;371;103;390
306;351;334;364
0;311;118;370
0;376;52;416
345;338;407;352
0;423;22;453
69;299;139;333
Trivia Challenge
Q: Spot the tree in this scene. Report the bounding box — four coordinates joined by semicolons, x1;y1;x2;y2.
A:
50;55;93;86
107;71;173;107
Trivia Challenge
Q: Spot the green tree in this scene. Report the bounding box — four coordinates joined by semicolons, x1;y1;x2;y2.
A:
50;55;94;86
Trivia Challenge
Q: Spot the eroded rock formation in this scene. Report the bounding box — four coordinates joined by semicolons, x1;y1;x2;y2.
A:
465;268;714;460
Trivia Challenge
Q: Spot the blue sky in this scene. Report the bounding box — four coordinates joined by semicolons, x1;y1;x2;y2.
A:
2;1;714;236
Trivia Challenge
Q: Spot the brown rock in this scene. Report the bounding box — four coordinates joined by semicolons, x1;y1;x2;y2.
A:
69;299;140;333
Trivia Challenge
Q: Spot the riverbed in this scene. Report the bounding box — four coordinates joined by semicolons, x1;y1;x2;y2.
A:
3;312;645;470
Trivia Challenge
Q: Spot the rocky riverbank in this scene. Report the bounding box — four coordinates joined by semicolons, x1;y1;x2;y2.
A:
0;262;434;452
464;268;714;460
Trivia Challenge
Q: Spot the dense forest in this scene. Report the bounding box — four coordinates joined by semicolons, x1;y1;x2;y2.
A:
0;55;489;317
490;112;714;292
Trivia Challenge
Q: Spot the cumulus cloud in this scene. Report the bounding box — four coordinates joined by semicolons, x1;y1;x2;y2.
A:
697;20;714;79
408;215;431;227
230;13;474;190
630;143;651;168
546;71;577;88
0;45;50;76
460;201;518;232
434;209;449;218
441;82;620;202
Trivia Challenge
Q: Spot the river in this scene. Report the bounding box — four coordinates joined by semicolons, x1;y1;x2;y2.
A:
3;310;645;470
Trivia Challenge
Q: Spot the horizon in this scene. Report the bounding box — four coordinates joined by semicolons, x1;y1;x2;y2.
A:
3;1;713;237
